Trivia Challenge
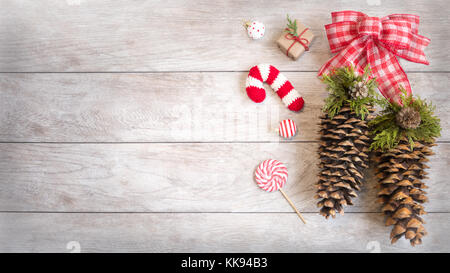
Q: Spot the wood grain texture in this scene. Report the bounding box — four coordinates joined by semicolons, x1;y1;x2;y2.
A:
1;0;449;253
1;143;448;212
1;212;449;252
0;0;447;72
0;72;448;142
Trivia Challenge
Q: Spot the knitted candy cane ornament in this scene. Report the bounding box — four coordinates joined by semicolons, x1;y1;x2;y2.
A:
246;64;304;112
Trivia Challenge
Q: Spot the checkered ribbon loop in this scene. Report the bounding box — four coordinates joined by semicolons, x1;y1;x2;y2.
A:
318;11;430;104
357;17;382;38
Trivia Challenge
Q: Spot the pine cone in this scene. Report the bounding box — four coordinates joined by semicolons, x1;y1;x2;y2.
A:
316;104;375;218
396;107;421;129
350;81;369;99
374;137;436;246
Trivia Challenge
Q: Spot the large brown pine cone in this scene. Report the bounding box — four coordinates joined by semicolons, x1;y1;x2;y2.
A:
316;104;375;218
374;137;436;246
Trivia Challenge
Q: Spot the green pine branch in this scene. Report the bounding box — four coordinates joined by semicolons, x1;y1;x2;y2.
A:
321;65;382;120
369;89;441;151
286;14;298;37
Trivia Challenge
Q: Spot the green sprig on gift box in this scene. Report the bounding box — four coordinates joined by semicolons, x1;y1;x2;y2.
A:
286;14;298;37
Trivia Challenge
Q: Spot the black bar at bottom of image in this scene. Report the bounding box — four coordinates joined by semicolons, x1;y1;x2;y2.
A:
0;253;447;272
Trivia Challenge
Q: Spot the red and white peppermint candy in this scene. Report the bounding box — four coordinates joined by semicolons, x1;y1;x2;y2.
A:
246;64;304;112
254;159;288;192
278;119;297;139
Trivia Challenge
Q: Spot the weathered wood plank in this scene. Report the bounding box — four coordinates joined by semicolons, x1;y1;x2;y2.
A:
0;72;447;142
0;143;448;212
0;0;446;72
1;212;448;252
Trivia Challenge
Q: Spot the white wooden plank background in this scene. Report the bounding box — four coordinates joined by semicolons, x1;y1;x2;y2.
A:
0;143;449;213
0;0;448;253
1;213;449;253
0;0;447;72
0;73;448;142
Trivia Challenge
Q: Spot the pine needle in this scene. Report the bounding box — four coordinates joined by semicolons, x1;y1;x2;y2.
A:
286;14;298;37
320;65;381;119
369;89;441;151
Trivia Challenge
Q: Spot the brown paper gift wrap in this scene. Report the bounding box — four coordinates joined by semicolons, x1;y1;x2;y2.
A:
276;20;314;60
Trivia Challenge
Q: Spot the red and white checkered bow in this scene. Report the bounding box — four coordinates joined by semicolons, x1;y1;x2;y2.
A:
318;11;430;104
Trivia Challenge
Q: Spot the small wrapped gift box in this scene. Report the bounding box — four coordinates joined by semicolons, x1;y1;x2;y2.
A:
276;19;314;60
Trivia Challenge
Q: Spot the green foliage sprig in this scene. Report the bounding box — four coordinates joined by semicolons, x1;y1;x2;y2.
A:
321;65;380;120
369;89;441;151
286;14;298;37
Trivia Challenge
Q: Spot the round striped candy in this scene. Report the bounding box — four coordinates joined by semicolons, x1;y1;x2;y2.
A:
278;119;297;139
254;159;288;192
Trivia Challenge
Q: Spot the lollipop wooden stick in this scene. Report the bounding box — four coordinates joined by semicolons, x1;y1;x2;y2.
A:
254;159;306;224
279;189;307;224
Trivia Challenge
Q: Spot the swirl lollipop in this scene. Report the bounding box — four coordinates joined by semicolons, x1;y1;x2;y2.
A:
255;159;306;224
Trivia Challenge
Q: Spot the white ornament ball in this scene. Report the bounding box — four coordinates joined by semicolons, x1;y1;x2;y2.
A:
247;21;265;40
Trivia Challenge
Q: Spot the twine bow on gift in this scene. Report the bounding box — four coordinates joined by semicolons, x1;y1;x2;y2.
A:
284;28;310;56
318;11;430;104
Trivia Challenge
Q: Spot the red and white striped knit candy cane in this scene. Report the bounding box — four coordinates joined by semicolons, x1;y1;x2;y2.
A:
246;64;304;112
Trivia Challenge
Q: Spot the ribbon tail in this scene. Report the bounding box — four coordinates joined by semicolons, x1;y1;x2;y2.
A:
366;42;411;104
